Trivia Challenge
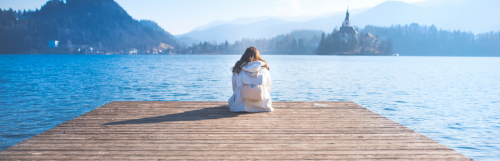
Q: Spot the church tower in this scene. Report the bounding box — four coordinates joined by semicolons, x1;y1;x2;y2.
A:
338;7;358;43
342;8;351;27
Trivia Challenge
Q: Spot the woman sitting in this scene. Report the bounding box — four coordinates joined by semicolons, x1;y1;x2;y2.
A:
228;47;273;112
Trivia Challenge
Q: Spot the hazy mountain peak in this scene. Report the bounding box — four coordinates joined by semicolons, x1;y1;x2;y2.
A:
192;20;227;31
413;0;469;7
369;0;420;10
192;17;273;31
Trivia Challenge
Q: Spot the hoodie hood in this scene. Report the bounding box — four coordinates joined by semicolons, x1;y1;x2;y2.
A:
241;61;265;78
242;61;265;72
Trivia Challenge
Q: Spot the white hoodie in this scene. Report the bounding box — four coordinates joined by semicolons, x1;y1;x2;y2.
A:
228;61;273;112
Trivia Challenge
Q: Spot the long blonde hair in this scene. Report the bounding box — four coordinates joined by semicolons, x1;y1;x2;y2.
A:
231;46;270;74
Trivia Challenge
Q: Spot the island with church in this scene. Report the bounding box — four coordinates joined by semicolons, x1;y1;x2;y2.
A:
316;8;394;55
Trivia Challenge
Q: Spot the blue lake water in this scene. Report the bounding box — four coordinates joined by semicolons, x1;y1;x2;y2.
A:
0;55;499;160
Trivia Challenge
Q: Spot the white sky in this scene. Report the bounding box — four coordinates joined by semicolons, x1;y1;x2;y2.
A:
0;0;428;35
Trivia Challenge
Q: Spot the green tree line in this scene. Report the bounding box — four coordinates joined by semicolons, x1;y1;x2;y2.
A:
185;30;322;55
361;23;500;56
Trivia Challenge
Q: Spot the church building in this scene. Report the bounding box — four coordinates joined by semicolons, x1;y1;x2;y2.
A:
316;8;389;55
338;8;358;43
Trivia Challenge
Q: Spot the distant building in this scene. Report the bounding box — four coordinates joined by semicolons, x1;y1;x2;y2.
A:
361;33;379;47
338;8;358;43
127;48;138;55
317;7;389;55
48;40;59;48
359;32;384;54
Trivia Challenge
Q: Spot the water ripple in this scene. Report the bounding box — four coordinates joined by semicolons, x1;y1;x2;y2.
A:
0;55;499;160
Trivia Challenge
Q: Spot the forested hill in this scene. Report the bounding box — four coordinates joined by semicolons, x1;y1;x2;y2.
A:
0;0;178;54
362;24;500;56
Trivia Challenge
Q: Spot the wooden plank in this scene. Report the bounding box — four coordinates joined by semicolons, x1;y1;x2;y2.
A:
0;101;473;160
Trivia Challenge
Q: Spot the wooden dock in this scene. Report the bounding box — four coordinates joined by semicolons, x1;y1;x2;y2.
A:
0;101;472;160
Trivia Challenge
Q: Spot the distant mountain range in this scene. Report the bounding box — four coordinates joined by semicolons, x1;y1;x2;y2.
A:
176;9;364;43
189;10;366;32
177;0;500;43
